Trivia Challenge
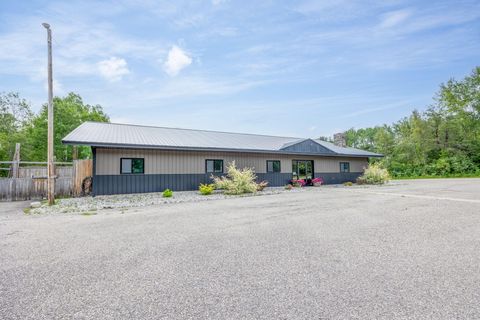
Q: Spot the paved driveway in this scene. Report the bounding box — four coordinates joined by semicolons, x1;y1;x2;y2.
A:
1;179;479;319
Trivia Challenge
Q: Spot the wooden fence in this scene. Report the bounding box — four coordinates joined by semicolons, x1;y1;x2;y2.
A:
72;159;92;196
0;160;92;201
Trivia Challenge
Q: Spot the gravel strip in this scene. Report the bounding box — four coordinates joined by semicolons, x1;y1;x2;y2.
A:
29;187;307;215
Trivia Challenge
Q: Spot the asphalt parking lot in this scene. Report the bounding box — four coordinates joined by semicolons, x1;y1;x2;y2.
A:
1;178;479;319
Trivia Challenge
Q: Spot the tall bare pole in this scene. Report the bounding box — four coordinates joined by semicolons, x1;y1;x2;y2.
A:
42;22;55;205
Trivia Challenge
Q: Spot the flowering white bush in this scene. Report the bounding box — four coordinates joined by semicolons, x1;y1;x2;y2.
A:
357;163;391;185
212;161;259;195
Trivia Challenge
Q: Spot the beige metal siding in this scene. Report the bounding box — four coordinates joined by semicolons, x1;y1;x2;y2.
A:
95;148;368;175
315;157;368;173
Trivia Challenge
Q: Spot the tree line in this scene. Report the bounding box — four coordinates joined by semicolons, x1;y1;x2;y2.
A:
1;66;479;179
0;92;109;172
340;67;480;178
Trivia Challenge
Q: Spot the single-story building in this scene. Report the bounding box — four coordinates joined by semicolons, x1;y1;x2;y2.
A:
62;122;382;195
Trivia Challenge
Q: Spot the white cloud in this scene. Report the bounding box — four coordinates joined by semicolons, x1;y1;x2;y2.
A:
163;45;192;76
97;57;130;81
380;9;412;28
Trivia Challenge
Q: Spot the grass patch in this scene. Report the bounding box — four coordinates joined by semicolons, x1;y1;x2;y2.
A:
81;211;97;216
393;174;480;180
40;199;60;205
23;207;31;214
55;195;72;199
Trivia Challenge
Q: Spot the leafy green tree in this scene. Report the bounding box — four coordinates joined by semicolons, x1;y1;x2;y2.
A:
23;93;109;162
318;136;333;142
0;92;33;162
373;125;394;156
438;67;480;162
327;66;480;178
344;127;377;151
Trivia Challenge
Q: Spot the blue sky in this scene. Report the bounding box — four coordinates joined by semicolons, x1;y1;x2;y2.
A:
0;0;479;137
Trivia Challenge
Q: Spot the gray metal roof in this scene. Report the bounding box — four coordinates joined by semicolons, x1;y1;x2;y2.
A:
62;122;382;157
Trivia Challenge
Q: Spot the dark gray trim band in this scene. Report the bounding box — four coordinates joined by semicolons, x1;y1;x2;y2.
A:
256;173;292;187
92;147;97;196
314;172;362;184
92;172;363;195
93;173;293;195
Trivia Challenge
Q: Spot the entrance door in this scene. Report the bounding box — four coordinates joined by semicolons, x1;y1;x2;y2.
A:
292;160;313;180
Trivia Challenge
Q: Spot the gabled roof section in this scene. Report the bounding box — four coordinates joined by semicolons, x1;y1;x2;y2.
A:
62;122;383;158
280;139;335;155
312;139;381;157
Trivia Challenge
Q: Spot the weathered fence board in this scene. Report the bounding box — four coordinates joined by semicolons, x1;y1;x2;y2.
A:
0;159;92;201
17;166;73;178
73;160;93;196
0;177;74;201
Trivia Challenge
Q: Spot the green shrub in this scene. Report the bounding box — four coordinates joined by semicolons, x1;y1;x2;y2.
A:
343;181;353;186
199;183;215;195
212;161;258;195
357;163;390;185
162;189;173;197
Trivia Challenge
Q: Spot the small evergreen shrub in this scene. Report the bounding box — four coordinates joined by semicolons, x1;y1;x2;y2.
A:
162;189;173;197
199;183;215;195
357;164;391;185
343;181;353;186
212;161;258;195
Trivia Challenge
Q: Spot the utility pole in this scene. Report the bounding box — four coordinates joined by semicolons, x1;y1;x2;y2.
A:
42;22;55;205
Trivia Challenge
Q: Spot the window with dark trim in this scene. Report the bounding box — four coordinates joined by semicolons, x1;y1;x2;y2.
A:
120;158;144;174
266;160;281;173
340;162;350;173
206;159;223;173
